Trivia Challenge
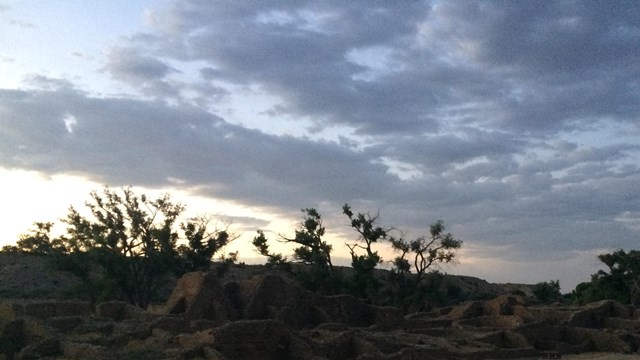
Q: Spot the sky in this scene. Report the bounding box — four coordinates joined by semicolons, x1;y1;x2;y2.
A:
1;1;639;291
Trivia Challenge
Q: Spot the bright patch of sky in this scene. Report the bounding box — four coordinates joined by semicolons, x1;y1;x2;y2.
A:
0;1;156;92
346;45;404;82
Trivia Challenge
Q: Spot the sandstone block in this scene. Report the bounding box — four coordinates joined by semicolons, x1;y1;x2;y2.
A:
54;301;91;317
150;316;190;334
23;302;56;319
96;301;147;321
213;320;294;360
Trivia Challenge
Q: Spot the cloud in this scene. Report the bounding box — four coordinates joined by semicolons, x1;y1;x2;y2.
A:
131;1;640;137
0;84;396;211
2;1;640;290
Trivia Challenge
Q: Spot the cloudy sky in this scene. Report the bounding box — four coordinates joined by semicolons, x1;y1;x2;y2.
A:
1;1;639;291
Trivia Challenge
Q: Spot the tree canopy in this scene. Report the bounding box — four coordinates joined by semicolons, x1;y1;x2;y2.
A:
572;249;640;305
3;187;234;308
5;188;465;307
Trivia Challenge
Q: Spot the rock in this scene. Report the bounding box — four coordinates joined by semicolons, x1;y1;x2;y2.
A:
318;295;375;327
23;302;56;319
351;336;383;359
447;301;483;320
96;301;147;321
0;301;90;325
242;275;321;328
174;328;215;349
0;302;24;326
566;300;632;328
164;271;384;330
372;306;403;331
0;319;24;359
60;342;109;360
527;307;574;325
403;318;452;331
17;338;60;360
21;317;50;345
473;329;530;349
515;322;562;350
590;330;634;353
6;264;640;360
213;320;301;360
302;329;356;360
164;271;237;324
73;318;114;335
313;323;349;332
456;315;524;329
244;275;303;320
202;346;227;360
54;301;92;317
126;328;172;353
110;320;153;347
482;295;526;316
149;316;190;335
46;316;83;332
604;317;640;331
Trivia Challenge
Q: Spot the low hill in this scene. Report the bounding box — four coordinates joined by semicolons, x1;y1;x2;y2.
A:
0;252;533;305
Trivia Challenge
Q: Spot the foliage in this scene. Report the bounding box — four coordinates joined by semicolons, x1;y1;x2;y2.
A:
252;230;291;271
389;220;462;283
342;204;386;299
571;249;640;305
177;215;234;273
532;280;561;304
252;208;337;293
382;221;462;309
382;270;463;311
286;208;334;276
4;191;469;307
1;222;65;255
4;187;233;308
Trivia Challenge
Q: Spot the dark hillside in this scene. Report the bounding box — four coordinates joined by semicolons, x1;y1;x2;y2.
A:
0;252;532;305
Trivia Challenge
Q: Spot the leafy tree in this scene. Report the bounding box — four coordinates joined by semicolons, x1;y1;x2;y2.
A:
383;221;462;310
253;208;336;292
532;280;561;304
572;249;640;305
2;222;65;255
177;215;234;273
285;208;334;276
390;220;462;283
342;204;386;299
5;187;233;308
59;187;187;308
252;230;291;271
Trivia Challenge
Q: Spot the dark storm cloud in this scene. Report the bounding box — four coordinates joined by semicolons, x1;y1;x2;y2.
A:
103;47;180;98
143;1;438;134
106;47;175;81
139;0;640;136
427;1;640;133
0;84;397;213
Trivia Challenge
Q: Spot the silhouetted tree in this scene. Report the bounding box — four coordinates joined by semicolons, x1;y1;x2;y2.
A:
252;230;290;271
253;208;336;292
342;204;387;299
285;208;334;276
4;187;233;308
390;220;462;283
2;222;65;255
177;215;234;272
